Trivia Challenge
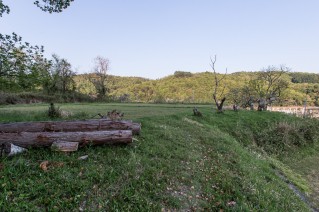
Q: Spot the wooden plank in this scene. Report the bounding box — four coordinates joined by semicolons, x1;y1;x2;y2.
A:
51;141;79;152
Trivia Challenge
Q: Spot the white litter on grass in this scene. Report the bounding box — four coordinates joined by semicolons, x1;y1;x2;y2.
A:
8;144;27;156
78;155;89;160
183;118;204;127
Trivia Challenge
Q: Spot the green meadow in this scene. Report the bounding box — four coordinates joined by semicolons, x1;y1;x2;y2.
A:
0;103;318;211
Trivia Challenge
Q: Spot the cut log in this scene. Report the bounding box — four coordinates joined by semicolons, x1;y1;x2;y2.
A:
51;141;79;152
0;130;132;148
0;120;141;135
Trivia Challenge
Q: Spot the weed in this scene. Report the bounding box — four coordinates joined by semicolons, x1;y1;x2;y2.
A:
47;103;61;118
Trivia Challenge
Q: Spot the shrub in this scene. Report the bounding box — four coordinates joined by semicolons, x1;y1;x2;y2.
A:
255;120;319;154
47;103;61;118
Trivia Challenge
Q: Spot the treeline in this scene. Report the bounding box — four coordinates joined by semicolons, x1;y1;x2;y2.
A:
289;72;319;83
0;33;92;104
1;32;319;106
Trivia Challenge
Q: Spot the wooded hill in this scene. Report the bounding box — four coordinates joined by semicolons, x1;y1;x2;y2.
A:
73;71;319;106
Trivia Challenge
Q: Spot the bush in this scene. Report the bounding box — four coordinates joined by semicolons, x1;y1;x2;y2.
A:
47;103;62;118
255;120;319;154
0;91;95;105
174;71;193;78
0;92;23;104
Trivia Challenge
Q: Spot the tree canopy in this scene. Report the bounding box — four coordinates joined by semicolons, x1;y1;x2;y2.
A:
0;33;50;91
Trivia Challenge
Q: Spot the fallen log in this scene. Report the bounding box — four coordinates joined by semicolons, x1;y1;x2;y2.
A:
0;130;132;148
0;120;141;135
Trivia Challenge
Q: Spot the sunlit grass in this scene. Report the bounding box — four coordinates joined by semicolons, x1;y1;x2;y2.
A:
0;103;316;211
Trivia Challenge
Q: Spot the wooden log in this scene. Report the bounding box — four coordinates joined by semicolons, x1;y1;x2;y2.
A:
0;130;132;148
51;141;79;152
0;120;141;135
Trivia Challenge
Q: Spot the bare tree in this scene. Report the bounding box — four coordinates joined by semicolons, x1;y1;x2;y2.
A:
210;55;227;113
89;56;109;99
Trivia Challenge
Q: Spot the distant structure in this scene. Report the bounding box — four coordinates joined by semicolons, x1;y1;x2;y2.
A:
269;106;319;118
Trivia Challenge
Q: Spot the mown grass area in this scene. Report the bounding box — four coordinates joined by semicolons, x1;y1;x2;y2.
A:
0;103;209;122
0;103;318;211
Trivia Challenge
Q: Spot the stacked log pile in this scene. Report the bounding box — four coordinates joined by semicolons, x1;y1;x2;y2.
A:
0;119;141;156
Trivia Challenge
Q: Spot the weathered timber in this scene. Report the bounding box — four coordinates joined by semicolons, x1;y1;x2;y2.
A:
0;120;141;135
51;141;79;152
0;130;132;148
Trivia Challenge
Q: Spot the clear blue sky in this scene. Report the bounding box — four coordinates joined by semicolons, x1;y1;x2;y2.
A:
1;0;319;79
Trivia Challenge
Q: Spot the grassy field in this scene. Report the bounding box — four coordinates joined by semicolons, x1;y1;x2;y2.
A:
0;103;318;211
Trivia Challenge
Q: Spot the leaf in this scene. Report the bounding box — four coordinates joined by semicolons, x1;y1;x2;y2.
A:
39;161;64;171
39;160;49;171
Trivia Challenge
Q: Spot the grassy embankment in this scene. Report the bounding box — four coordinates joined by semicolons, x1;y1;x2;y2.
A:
0;103;318;211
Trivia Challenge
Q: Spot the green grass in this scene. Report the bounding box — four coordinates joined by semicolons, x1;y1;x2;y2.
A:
0;103;318;211
282;151;319;209
0;103;210;122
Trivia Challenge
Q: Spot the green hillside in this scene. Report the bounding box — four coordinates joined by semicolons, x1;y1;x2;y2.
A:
73;71;319;105
1;71;318;106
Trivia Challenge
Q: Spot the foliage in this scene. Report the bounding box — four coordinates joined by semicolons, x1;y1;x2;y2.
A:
289;72;319;84
0;0;73;17
174;71;193;78
0;0;9;17
227;67;290;109
0;91;93;105
88;56;109;99
0;33;50;92
253;66;290;100
34;0;74;13
47;103;61;118
44;54;75;94
72;71;317;106
2;70;319;106
228;86;254;108
255;120;319;154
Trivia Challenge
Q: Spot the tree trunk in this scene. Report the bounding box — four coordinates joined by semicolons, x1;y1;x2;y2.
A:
214;96;226;113
257;98;267;111
0;130;132;148
0;120;141;135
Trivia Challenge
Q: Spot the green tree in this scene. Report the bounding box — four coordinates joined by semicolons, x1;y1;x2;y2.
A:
45;54;75;94
89;56;109;99
250;66;289;110
0;33;50;91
